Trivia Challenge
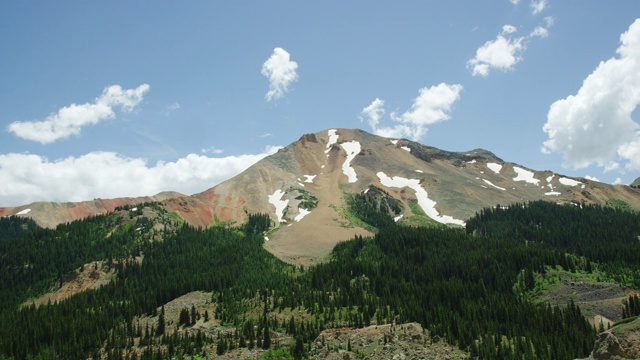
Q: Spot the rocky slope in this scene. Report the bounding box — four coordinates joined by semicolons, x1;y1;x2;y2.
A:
3;128;640;264
582;317;640;360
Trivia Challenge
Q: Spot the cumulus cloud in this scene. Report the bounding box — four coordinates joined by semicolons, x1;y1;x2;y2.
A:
509;0;520;4
0;146;281;206
584;175;600;182
359;98;385;129
542;19;640;172
361;83;463;140
261;48;298;101
7;84;150;144
530;0;547;15
468;18;553;77
468;28;526;77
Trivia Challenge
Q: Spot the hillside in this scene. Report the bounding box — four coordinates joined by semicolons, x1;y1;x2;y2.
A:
4;200;640;359
4;128;640;266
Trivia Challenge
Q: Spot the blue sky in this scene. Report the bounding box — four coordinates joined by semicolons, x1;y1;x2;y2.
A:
1;1;640;206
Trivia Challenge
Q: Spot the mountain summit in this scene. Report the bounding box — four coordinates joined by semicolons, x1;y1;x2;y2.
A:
3;128;640;264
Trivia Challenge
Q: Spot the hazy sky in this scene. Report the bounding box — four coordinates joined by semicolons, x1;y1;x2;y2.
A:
1;1;640;206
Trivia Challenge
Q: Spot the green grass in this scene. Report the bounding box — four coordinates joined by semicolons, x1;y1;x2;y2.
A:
401;201;444;228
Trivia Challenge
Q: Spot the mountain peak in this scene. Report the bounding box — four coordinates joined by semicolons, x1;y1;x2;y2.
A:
3;128;640;265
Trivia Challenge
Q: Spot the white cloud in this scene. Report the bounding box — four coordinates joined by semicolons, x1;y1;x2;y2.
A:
614;177;624;185
0;146;281;206
468;18;553;77
584;175;600;182
530;0;547;15
201;147;224;154
261;47;299;101
359;98;385;129
7;84;150;144
468;33;525;77
530;26;549;38
509;0;520;4
363;83;463;140
502;25;518;34
542;19;640;171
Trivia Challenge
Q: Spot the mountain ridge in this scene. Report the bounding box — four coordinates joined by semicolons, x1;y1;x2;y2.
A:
3;128;640;264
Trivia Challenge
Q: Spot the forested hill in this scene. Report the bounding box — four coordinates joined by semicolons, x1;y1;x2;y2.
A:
0;200;639;359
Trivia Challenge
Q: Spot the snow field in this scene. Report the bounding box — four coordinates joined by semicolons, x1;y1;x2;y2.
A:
487;163;502;174
267;189;289;223
341;141;361;183
294;208;311;222
559;177;582;187
16;208;31;215
512;166;540;185
325;129;339;153
377;172;466;226
483;179;506;191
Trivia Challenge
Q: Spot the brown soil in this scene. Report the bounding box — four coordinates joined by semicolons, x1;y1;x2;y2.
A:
264;141;372;266
24;260;117;307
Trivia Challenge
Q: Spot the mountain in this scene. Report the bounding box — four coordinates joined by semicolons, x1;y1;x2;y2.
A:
3;128;640;264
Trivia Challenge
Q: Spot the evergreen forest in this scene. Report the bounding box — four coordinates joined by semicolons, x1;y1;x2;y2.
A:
1;199;639;359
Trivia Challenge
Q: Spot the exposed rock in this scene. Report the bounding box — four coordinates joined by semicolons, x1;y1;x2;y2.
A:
584;317;640;360
308;323;468;360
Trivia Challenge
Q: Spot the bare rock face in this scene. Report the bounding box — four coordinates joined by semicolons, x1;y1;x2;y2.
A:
587;317;640;360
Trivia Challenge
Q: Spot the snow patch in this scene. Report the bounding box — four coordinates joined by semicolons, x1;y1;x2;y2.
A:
364;188;369;194
298;182;305;187
468;159;477;164
16;208;31;215
487;163;502;174
321;165;325;168
264;236;269;242
303;175;317;183
267;189;289;223
546;175;555;183
325;129;339;153
377;172;465;226
401;146;411;152
294;208;311;222
559;177;581;187
130;207;138;212
394;214;403;222
415;170;424;173
390;139;398;145
513;166;540;185
483;179;506;191
545;192;561;196
341;141;361;183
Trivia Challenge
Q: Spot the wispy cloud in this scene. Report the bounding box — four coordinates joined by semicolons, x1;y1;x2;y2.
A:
161;102;181;116
261;48;299;102
201;146;224;154
7;84;150;144
542;19;640;172
530;0;547;15
0;146;281;206
359;98;385;130
361;83;463;140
